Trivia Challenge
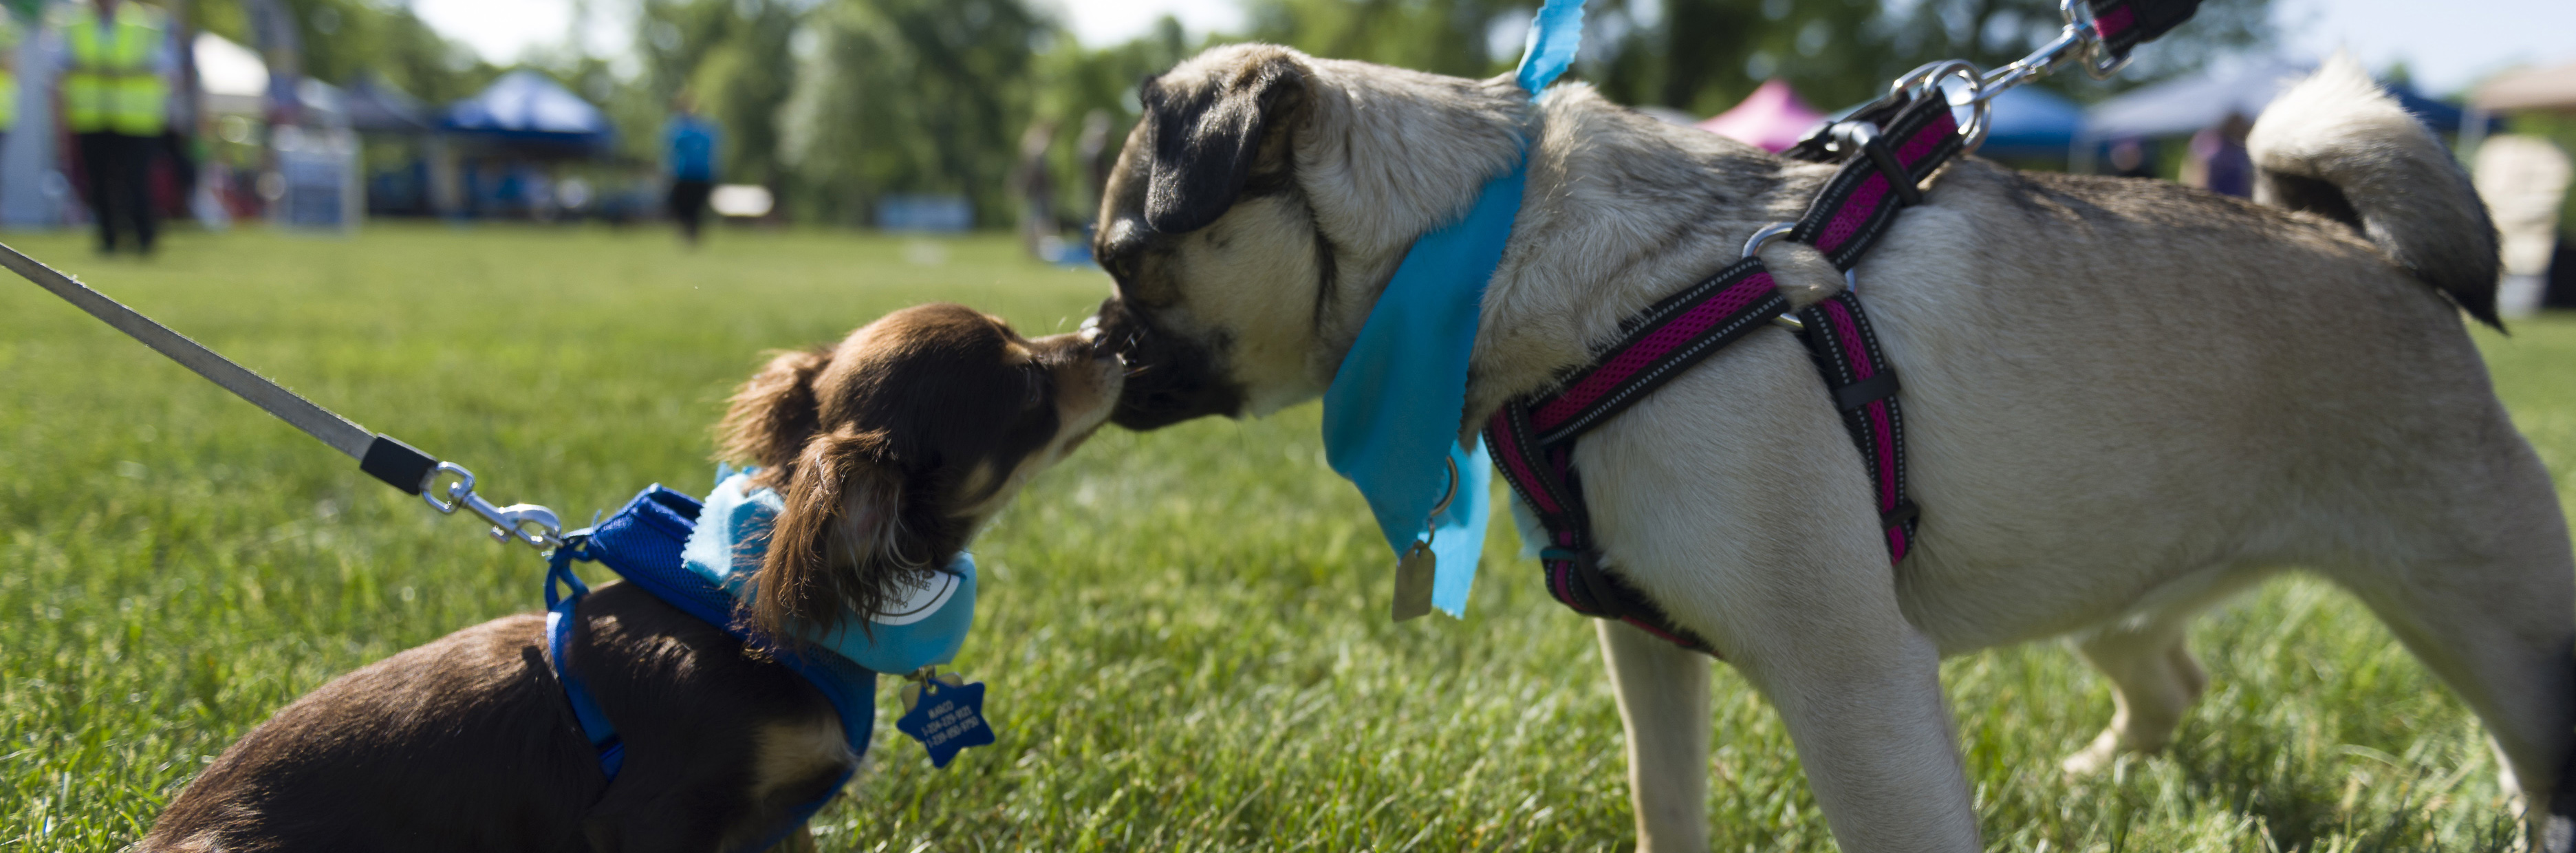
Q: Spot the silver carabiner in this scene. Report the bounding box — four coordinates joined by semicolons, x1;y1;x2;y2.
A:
416;461;563;551
1893;60;1994;155
422;462;473;515
2059;0;2131;80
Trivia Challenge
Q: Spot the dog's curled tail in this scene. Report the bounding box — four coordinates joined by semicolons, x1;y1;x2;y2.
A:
2248;54;2502;327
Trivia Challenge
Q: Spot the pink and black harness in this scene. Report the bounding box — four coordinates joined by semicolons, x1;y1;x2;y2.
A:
1483;0;2205;651
1482;91;1961;654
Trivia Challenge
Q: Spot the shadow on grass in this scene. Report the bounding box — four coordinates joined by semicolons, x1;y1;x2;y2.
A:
2163;733;2520;852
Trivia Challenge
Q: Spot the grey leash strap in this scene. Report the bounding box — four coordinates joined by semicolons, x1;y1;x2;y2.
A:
0;240;564;550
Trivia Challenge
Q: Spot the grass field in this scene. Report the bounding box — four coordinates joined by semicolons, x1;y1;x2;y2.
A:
3;224;2573;852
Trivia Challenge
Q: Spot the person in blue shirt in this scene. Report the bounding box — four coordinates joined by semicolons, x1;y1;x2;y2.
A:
664;93;719;245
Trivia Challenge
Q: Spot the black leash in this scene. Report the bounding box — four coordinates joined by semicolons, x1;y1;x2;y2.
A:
0;241;564;550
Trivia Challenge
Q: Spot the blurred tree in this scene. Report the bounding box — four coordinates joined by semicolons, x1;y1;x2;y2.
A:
1246;0;1519;78
1229;0;2276;118
1632;0;2273;111
1021;15;1193;226
778;0;1048;226
636;0;802;186
1876;0;2275;91
1585;0;1886;114
191;0;494;103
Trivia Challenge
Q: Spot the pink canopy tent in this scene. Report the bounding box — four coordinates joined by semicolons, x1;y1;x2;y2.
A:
1698;79;1826;152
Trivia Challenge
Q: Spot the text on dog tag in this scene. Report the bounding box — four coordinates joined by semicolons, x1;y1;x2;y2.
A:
896;678;995;768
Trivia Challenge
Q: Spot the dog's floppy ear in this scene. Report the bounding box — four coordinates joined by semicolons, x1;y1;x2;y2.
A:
717;345;833;470
752;427;926;642
1142;50;1310;235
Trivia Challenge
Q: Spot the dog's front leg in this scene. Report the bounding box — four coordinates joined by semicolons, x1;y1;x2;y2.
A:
1573;333;1980;851
1599;619;1712;852
1726;610;1976;852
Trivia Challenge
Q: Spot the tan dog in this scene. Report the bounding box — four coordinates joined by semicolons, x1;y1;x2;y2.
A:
1088;46;2573;853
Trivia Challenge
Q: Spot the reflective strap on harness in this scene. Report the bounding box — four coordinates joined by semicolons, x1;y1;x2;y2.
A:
1484;260;1920;655
1786;94;1962;271
1525;258;1789;446
1795;292;1919;562
1482;261;1797;656
1486;94;1962;657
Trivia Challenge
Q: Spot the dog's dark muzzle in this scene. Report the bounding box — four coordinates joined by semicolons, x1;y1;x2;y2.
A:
1090;296;1245;431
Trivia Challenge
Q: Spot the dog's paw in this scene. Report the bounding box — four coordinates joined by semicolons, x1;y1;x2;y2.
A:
2059;731;2126;777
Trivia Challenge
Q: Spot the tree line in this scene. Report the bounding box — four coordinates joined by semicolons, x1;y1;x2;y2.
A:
210;0;2277;228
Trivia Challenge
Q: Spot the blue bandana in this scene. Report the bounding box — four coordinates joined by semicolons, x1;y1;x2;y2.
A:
1319;0;1585;618
682;468;975;674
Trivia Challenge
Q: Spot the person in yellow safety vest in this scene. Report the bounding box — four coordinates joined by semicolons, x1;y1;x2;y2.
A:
0;12;22;141
63;0;169;255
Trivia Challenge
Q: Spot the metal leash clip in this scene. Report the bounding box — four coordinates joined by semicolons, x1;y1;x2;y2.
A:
1971;0;2128;99
1885;0;2128;158
420;462;564;550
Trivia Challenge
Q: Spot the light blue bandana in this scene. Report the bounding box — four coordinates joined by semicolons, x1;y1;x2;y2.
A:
682;468;975;674
1319;0;1585;618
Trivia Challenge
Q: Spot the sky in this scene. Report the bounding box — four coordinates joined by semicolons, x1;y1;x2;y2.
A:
413;0;2571;98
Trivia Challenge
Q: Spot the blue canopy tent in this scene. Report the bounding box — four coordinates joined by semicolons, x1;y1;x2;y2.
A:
443;70;616;153
437;71;616;219
2380;80;2501;136
1976;85;2085;160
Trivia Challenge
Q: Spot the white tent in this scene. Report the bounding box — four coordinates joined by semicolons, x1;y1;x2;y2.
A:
2478;61;2576;112
195;32;266;118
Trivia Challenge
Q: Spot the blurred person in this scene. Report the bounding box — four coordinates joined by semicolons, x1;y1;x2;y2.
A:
2182;112;2254;197
0;11;19;157
1077;109;1113;220
1012;118;1057;259
2106;138;2156;178
63;0;169;255
2474;136;2570;317
663;93;717;246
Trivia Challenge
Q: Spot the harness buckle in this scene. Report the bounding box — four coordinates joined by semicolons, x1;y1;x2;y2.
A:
1881;500;1923;530
1833;122;1926;207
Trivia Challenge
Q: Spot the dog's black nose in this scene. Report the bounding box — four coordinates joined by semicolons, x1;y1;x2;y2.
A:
1089;296;1242;431
1086;297;1140;355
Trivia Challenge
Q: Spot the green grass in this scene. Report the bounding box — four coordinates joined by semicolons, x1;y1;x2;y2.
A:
3;224;2573;852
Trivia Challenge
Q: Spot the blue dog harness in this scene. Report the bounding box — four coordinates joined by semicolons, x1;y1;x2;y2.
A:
683;470;977;675
539;482;991;850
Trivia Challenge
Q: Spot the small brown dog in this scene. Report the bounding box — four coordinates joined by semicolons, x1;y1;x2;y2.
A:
140;303;1121;852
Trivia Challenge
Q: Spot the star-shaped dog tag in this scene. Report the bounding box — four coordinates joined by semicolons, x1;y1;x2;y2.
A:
894;678;995;768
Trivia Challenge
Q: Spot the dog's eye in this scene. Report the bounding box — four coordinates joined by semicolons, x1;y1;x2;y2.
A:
1021;363;1054;412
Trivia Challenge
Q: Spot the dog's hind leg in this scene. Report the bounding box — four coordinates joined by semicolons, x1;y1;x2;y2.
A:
2060;570;2273;775
1599;620;1713;853
2060;608;2207;775
2341;569;2576;850
2320;464;2576;852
